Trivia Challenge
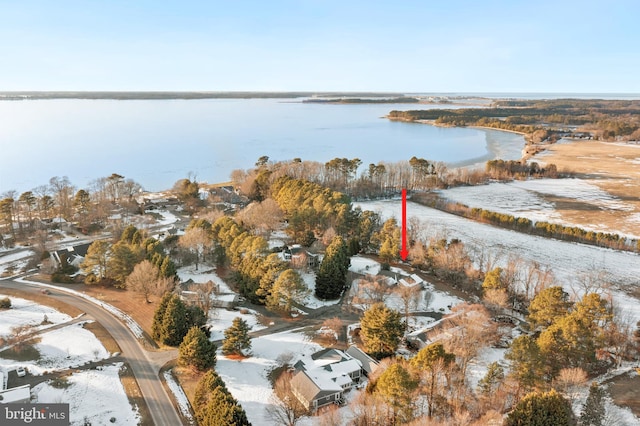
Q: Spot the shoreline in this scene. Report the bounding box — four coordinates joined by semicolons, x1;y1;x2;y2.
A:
387;116;529;167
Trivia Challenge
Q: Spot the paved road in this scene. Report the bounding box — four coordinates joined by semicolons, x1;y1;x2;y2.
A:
0;279;183;426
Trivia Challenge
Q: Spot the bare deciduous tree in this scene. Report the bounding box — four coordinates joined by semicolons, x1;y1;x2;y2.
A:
179;226;212;270
125;260;174;302
266;370;308;426
237;199;284;237
553;367;587;404
320;317;343;345
188;279;218;315
440;304;499;376
398;285;421;328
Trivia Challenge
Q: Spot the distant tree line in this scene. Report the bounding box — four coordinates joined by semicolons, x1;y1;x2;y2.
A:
388;98;640;141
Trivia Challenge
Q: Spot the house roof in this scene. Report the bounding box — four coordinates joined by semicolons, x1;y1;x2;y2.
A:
291;370;341;404
0;384;30;403
292;348;364;404
399;274;425;288
346;345;380;375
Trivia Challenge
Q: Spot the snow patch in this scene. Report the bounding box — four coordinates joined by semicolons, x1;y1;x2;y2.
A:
33;363;140;425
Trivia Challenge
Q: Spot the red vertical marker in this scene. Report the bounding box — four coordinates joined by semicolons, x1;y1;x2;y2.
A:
400;188;409;261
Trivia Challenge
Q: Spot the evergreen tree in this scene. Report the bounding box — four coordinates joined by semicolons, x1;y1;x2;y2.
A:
580;382;605;426
482;267;505;291
199;387;251;426
120;224;138;244
528;286;572;329
185;305;207;330
266;269;309;315
159;255;177;278
375;363;417;423
152;292;173;341
315;235;350;300
222;317;252;356
505;335;545;390
178;326;217;371
193;368;251;425
478;361;505;396
108;241;144;286
194;370;229;410
409;342;455;418
360;302;405;359
81;240;111;280
160;295;189;346
505;389;574;426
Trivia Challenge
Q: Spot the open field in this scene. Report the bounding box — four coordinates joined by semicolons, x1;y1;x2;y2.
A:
533;139;640;235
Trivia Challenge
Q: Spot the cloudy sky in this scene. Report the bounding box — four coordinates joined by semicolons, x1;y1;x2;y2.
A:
1;0;638;92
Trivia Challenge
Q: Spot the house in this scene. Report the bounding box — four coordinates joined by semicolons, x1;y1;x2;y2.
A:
290;346;378;411
282;245;320;269
0;384;31;404
50;242;91;269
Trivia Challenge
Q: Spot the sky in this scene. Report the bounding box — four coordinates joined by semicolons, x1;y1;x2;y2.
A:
1;0;639;93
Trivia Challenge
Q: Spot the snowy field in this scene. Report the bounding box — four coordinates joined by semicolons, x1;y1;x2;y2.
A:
0;321;110;375
0;249;35;276
0;295;72;338
33;363;140;426
217;330;324;425
438;178;639;238
207;307;266;342
355;200;640;322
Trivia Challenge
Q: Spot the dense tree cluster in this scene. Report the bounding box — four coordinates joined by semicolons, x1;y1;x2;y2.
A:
506;292;615;390
81;224;177;287
0;174;143;250
486;159;558;179
389;99;640;141
271;175;354;244
151;293;206;346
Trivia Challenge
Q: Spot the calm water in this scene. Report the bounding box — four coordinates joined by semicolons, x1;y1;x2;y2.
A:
0;99;525;193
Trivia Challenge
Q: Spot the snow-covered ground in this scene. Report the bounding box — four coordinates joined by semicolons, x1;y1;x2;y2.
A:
217;330;325;425
465;347;507;390
164;370;194;425
299;270;341;309
349;256;382;276
355;200;640;322
207;308;266;342
438;178;639;238
155;209;179;226
0;295;72;338
0;321;110;375
268;229;289;249
0;249;35;276
33;363;140;426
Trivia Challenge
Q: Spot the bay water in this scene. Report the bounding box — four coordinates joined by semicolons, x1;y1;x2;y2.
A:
0;98;524;193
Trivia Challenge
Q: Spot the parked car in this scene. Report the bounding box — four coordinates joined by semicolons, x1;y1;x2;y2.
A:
16;366;27;377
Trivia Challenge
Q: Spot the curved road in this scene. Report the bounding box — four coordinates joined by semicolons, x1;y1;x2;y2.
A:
0;278;183;426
